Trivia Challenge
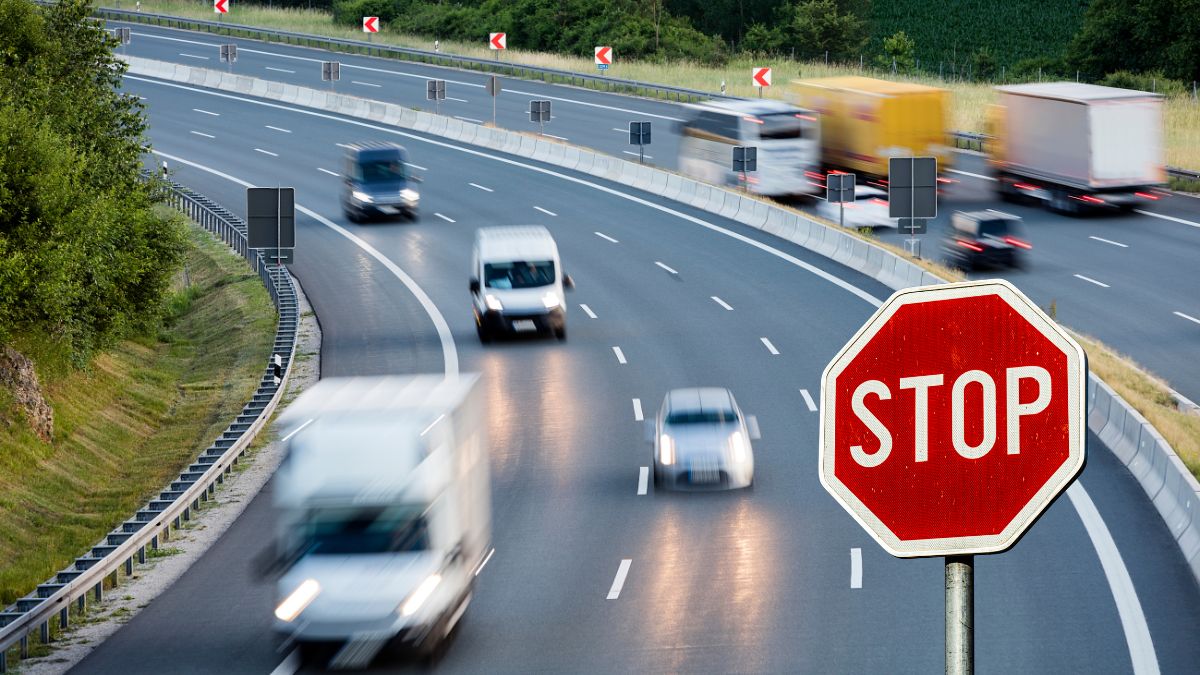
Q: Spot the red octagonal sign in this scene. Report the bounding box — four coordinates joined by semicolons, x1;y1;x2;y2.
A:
819;280;1086;557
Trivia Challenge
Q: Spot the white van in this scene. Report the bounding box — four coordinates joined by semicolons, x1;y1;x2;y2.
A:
469;226;574;342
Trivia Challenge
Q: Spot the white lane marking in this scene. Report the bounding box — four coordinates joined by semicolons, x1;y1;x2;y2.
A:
612;128;627;133
612;346;627;364
318;167;339;177
469;182;494;192
1134;209;1200;229
189;130;214;138
179;52;209;60
446;96;469;103
594;231;619;243
800;389;818;412
455;115;484;124
637;467;649;495
543;133;568;141
607;559;633;599
405;162;428;171
351;80;382;88
270;648;300;675
947;168;995;181
1174;311;1200;326
711;296;733;311
623;151;654;159
632;398;643;421
335;142;354;149
434;212;456;223
1067;483;1159;674
135;80;1158;673
265;125;292;133
254;148;279;157
474;547;495;576
654;261;678;275
580;304;597;319
192;108;219;116
1089;235;1128;248
1074;274;1110;288
850;548;862;589
152;150;458;377
265;66;295;74
534;206;557;217
761;337;780;355
280;419;314;443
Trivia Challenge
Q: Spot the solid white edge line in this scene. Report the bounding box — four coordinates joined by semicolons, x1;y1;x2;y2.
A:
1074;273;1111;288
269;648;300;675
607;559;632;599
254;148;279;157
317;167;339;177
761;337;780;355
189;130;214;138
637;467;649;495
192;108;219;116
799;389;818;412
434;212;456;223
266;125;293;133
265;66;295;74
632;398;643;421
280;418;314;444
1067;483;1159;675
1174;311;1200;326
1089;235;1129;248
534;206;558;216
594;231;619;243
1134;209;1200;229
474;547;495;576
469;182;494;192
612;346;627;364
579;303;597;319
151;150;458;378
654;261;678;274
850;548;862;589
947;168;995;182
711;296;733;311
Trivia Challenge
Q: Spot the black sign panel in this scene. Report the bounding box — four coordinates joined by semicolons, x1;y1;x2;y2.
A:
246;187;296;250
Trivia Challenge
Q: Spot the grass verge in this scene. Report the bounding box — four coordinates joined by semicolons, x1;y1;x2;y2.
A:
125;0;1200;170
0;217;274;606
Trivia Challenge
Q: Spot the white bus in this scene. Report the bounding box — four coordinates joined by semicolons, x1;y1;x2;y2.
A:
677;99;822;198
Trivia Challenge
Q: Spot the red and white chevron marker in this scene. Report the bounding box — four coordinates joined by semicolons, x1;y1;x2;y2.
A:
489;32;507;50
362;16;379;33
753;67;772;87
595;46;612;65
213;0;228;14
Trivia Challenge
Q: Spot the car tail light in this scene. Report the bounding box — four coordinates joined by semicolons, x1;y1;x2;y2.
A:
957;240;985;252
870;198;888;206
936;176;958;185
795;114;817;121
1073;194;1105;204
1135;192;1159;200
1004;236;1032;250
1013;182;1039;191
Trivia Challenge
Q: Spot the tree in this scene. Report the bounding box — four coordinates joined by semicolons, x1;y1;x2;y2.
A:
875;30;915;72
971;46;997;81
1067;0;1200;82
775;0;868;62
741;22;782;56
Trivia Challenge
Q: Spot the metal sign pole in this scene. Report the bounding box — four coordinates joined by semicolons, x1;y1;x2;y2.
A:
840;202;845;229
946;555;974;675
639;144;644;164
276;185;282;269
492;88;497;127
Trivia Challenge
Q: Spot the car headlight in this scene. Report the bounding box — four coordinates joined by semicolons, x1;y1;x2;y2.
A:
485;294;503;311
274;579;320;622
400;188;419;204
352;190;373;203
399;574;442;617
541;291;561;309
659;433;675;466
730;431;748;463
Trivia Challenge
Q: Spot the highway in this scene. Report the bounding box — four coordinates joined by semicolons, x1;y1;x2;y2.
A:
111;21;1200;406
65;67;1200;674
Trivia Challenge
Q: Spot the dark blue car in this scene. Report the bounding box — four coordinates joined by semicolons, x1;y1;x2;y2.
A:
340;142;421;222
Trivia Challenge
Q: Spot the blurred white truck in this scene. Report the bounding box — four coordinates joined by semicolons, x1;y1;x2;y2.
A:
986;82;1166;214
270;374;490;667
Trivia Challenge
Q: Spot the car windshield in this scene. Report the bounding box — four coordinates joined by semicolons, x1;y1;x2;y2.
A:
978;219;1014;237
302;504;429;555
484;261;555;289
758;112;808;140
666;408;739;425
358;158;406;183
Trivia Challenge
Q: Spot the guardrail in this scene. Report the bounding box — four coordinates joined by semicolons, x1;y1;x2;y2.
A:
0;176;298;673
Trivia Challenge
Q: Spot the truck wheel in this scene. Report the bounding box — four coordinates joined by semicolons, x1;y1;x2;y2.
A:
477;323;492;344
554;325;566;341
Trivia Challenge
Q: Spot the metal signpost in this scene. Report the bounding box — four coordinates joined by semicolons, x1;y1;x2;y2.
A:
826;172;856;229
246;187;296;267
219;43;237;72
818;279;1087;675
628;122;651;164
427;79;446;115
888;156;937;258
321;61;340;91
529;100;551;135
732;146;757;192
486;76;501;126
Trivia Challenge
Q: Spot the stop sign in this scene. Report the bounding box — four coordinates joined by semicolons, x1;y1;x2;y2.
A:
819;280;1086;557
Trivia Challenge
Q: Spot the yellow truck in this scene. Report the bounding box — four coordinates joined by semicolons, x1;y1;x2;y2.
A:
789;76;953;183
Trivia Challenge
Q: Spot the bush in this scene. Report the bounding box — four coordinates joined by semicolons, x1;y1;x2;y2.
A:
1009;56;1067;82
1100;70;1188;97
875;30;915;73
740;22;782;57
971;46;998;81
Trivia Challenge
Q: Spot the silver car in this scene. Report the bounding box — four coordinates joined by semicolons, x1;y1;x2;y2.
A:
650;388;757;491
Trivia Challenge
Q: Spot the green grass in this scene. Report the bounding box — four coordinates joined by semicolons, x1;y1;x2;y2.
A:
0;219;275;606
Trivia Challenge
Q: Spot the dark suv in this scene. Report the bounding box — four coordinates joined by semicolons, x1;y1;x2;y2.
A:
340;142;420;222
943;210;1031;270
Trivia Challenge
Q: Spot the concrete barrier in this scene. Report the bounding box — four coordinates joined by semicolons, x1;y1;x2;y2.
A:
663;174;683;201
